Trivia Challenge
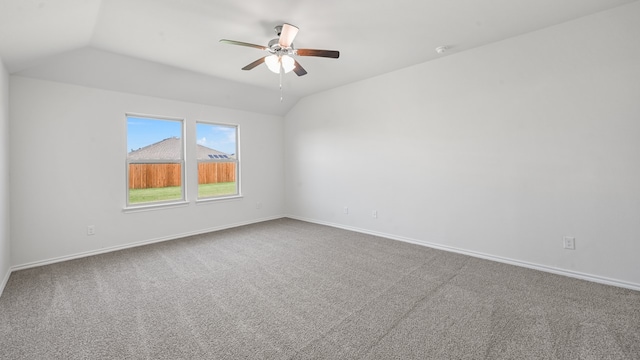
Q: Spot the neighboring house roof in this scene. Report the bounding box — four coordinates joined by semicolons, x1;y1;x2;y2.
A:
127;137;234;160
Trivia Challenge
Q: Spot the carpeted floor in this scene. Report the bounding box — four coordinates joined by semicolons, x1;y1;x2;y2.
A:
1;218;639;359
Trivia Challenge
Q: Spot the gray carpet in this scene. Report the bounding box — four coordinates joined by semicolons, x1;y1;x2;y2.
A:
1;218;639;359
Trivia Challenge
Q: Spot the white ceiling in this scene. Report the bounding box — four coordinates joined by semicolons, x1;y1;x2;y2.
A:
0;0;636;115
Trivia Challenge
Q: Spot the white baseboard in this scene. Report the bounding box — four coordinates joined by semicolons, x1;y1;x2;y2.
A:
6;214;639;294
10;215;285;273
286;215;640;292
0;266;10;298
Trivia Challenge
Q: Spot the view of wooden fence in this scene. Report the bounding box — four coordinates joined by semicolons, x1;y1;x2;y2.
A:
197;162;236;184
129;163;236;189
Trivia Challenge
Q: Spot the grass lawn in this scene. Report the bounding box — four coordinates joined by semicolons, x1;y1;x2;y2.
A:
198;182;237;198
129;182;237;204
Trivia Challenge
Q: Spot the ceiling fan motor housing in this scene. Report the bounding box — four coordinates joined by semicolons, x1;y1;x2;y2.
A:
268;38;294;56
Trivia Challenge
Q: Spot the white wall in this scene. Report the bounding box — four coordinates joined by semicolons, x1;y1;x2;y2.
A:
0;57;10;294
285;3;640;287
10;77;284;267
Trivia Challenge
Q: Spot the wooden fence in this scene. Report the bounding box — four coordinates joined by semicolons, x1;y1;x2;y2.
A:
197;162;236;184
129;163;236;189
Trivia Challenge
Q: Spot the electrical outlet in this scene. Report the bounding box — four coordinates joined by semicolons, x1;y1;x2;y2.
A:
343;207;349;214
372;210;378;218
87;225;96;236
563;236;575;250
256;202;262;209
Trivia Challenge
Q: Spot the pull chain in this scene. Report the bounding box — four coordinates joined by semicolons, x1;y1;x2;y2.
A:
279;61;284;102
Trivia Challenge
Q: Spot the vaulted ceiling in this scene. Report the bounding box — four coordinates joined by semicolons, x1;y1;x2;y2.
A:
0;0;636;115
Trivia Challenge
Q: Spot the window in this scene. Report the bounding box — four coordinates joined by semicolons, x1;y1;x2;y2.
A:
196;122;239;199
126;115;185;206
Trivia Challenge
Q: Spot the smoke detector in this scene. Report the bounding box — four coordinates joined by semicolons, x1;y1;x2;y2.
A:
435;46;448;54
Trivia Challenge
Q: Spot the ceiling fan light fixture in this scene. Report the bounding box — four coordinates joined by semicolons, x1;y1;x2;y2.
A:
265;55;279;73
281;55;295;73
265;54;296;74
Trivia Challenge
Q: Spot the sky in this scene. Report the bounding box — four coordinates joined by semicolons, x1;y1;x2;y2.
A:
196;122;237;155
127;116;237;155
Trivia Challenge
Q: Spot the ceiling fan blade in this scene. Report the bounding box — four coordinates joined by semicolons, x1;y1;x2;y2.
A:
293;60;307;76
242;57;266;70
296;49;340;58
219;39;267;51
279;23;299;48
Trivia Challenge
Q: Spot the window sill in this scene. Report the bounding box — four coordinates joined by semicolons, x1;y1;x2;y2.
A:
123;200;190;213
196;195;243;205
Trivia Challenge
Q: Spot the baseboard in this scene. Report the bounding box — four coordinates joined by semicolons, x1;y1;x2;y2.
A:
0;266;10;298
8;214;639;293
11;215;285;273
286;215;640;292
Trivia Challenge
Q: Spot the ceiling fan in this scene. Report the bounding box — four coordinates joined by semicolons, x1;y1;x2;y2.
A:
220;23;340;76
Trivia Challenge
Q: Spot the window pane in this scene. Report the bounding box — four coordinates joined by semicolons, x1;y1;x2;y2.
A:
127;116;184;205
196;123;238;199
127;117;182;158
128;163;183;203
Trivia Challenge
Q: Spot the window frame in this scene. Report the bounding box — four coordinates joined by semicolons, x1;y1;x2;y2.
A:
125;114;187;210
195;121;241;202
